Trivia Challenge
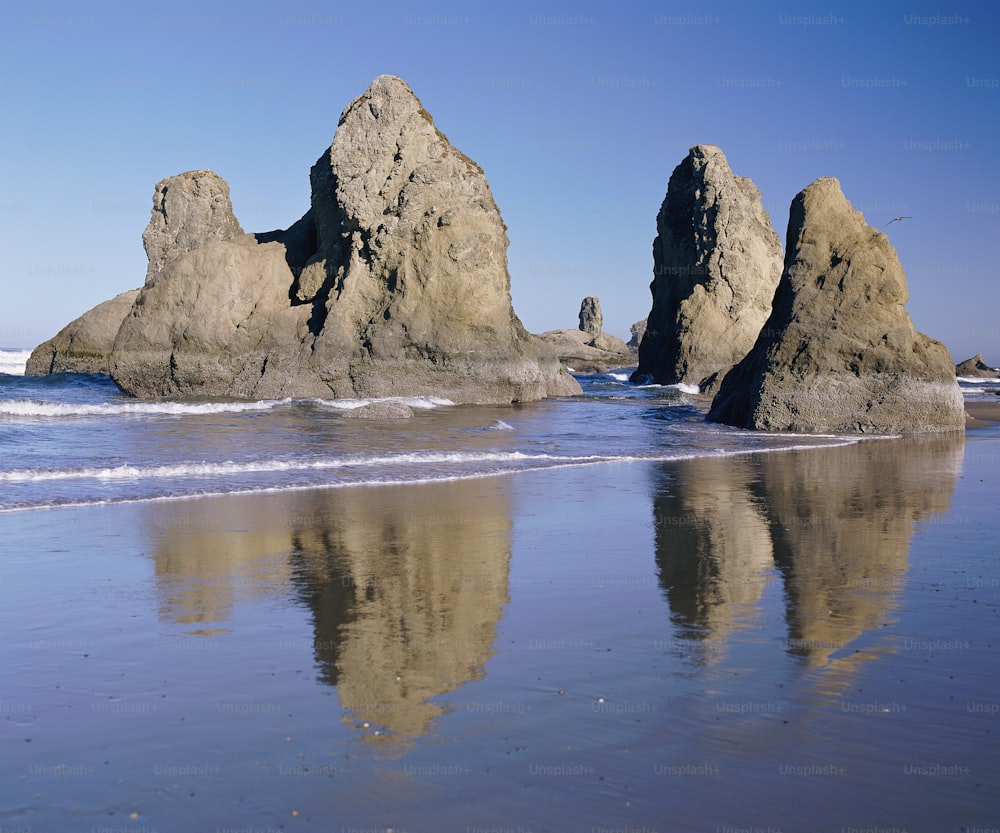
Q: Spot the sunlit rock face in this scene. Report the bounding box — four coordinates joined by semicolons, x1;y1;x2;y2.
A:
634;144;782;390
103;75;579;403
709;177;965;433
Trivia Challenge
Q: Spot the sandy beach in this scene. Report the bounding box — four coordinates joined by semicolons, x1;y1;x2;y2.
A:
966;397;1000;428
2;425;998;832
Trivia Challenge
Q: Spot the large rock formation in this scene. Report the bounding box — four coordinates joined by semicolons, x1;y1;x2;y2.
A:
632;145;782;390
26;289;140;375
539;296;633;373
956;353;999;379
37;76;580;403
708;177;965;433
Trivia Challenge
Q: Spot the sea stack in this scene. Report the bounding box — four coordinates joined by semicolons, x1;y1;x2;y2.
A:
627;319;646;353
632;145;782;390
98;75;580;402
538;296;632;373
578;297;602;337
708;177;965;433
956;354;1000;379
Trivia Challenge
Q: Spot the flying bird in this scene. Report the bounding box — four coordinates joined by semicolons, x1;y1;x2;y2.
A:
886;216;912;225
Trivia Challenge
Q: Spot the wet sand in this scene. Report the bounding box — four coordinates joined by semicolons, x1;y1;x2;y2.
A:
966;398;1000;428
2;431;999;831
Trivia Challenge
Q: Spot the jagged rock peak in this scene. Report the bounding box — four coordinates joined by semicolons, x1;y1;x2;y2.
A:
632;144;782;390
956;353;999;378
708;176;965;433
578;297;602;336
98;75;581;403
142;170;244;283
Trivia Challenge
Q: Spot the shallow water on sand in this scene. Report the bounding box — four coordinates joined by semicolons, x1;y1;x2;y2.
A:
0;370;860;513
2;424;998;831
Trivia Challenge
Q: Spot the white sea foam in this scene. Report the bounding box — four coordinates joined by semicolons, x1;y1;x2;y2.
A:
0;393;457;419
607;373;631;382
957;376;998;385
0;436;862;514
0;349;32;376
0;450;609;483
0;398;294;417
311;396;455;411
487;420;515;431
629;379;699;394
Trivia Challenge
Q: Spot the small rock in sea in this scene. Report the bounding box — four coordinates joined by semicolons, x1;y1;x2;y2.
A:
341;402;414;420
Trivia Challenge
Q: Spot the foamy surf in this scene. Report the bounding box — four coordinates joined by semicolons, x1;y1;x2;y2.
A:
0;349;32;376
311;396;455;411
0;450;613;483
0;398;294;417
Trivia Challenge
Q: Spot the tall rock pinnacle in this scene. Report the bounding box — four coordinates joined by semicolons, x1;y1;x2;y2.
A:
632;145;783;390
708;177;965;433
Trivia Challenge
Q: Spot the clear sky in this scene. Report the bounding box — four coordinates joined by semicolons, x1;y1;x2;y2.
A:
2;0;997;364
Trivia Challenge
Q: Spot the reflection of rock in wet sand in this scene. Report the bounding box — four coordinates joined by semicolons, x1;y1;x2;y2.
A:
145;478;511;747
762;436;963;673
289;479;511;748
653;455;774;662
147;500;294;633
653;436;963;676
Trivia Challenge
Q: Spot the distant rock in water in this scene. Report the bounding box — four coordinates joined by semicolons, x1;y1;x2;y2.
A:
341;401;414;419
632;145;782;390
53;74;581;403
627;319;646;352
26;290;140;375
539;295;632;373
708;177;965;434
578;296;602;337
956;353;1000;379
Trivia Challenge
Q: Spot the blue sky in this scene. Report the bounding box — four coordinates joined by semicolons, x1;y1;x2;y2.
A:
2;1;997;364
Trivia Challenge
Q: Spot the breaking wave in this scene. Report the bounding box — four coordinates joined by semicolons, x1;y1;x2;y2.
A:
0;349;32;376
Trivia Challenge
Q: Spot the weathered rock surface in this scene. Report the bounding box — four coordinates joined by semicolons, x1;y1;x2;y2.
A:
102;75;580;402
956;353;1000;379
632;145;782;390
539;296;632;373
341;401;414;419
627;319;646;352
537;329;633;373
26;289;140;375
142;170;244;283
110;234;314;398
708;177;965;433
578;296;602;336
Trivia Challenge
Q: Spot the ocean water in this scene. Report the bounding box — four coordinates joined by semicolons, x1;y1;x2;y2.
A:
0;351;865;514
3;347;999;831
